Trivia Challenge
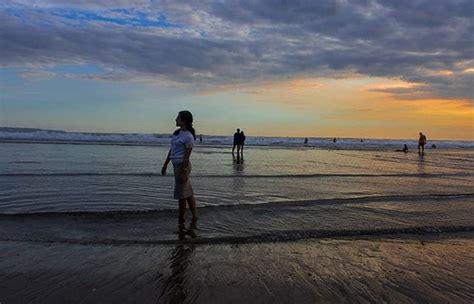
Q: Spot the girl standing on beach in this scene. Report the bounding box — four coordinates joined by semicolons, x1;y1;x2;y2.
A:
161;110;198;230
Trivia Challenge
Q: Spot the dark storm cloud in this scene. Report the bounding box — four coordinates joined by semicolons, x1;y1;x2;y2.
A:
0;0;473;99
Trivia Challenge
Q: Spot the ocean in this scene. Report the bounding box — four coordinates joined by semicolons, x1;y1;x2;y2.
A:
1;134;473;244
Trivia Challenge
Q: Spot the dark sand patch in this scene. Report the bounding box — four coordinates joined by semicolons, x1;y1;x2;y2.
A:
1;233;473;303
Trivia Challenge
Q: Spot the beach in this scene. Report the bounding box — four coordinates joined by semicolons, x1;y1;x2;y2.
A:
1;140;473;303
1;233;473;303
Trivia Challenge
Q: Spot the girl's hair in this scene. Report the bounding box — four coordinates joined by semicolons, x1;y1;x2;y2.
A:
174;110;196;139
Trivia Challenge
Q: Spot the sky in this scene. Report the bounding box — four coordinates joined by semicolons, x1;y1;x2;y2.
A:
0;0;473;139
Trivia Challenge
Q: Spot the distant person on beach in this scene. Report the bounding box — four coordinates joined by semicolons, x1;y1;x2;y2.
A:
232;128;241;154
240;131;246;155
333;138;337;143
161;110;198;232
199;134;202;143
304;138;308;144
418;132;427;154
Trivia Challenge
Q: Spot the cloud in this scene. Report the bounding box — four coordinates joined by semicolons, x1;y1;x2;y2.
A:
17;69;56;79
0;0;472;100
371;71;474;100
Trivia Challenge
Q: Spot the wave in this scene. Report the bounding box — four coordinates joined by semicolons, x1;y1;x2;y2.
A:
2;225;472;246
2;129;474;149
1;193;473;217
0;172;472;178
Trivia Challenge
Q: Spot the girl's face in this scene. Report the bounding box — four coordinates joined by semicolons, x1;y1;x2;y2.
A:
175;114;184;127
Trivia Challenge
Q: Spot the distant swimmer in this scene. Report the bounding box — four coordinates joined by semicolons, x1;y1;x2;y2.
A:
333;138;337;143
418;132;427;154
397;144;409;153
199;134;202;143
304;138;308;144
431;144;437;149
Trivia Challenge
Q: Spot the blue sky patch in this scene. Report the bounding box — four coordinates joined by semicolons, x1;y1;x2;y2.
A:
4;7;180;28
52;9;179;28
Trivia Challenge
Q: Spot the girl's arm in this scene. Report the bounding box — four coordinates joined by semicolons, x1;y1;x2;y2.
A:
161;149;172;175
179;147;193;182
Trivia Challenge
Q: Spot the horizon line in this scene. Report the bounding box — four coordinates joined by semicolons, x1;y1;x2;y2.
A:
1;126;473;142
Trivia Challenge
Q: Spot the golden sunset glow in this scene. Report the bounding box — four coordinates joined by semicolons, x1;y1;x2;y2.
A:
199;76;473;140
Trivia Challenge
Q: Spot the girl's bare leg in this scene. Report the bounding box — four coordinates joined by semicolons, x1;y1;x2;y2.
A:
187;196;198;228
178;199;187;227
186;196;198;220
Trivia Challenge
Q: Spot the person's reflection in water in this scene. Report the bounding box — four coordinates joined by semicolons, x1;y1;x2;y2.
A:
232;153;245;194
158;244;197;304
417;152;426;174
232;152;245;170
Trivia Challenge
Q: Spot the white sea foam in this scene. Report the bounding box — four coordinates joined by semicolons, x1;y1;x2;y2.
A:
0;128;473;150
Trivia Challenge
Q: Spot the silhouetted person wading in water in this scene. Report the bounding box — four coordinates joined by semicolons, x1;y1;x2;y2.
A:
162;110;198;232
418;132;427;154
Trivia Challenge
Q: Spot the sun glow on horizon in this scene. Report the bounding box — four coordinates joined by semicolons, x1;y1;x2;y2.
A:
192;76;473;140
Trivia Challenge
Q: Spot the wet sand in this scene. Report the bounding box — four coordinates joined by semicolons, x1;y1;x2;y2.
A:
1;232;473;303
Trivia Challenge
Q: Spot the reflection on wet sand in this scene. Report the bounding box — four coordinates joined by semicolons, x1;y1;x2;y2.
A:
417;153;426;174
158;243;197;303
232;153;245;192
232;153;245;171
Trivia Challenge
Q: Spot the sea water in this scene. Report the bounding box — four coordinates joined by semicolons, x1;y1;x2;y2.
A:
0;141;473;244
